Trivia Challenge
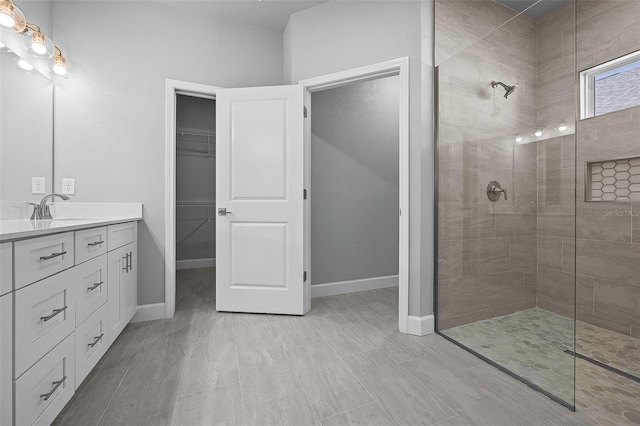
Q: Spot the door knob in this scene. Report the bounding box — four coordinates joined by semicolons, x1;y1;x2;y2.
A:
218;208;233;216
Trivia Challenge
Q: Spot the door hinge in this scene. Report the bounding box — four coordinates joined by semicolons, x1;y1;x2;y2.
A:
303;106;308;118
303;271;307;282
303;189;307;200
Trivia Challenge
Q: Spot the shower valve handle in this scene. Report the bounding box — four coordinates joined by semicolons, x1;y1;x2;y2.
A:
487;181;507;201
492;186;507;200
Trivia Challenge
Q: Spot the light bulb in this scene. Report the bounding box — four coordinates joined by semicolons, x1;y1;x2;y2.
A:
534;129;543;137
558;123;568;132
31;40;46;54
0;13;14;28
52;53;67;76
515;136;523;143
53;63;66;76
18;58;33;71
0;1;25;31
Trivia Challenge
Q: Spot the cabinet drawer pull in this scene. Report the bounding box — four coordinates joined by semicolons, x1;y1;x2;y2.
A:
40;306;68;322
39;251;67;261
87;281;103;291
40;376;66;401
87;240;104;247
88;333;104;348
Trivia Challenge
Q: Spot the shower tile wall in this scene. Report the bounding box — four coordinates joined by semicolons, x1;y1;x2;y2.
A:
535;1;577;319
536;0;640;337
438;0;640;336
436;0;539;329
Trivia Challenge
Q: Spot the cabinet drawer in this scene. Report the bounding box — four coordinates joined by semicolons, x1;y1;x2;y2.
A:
0;242;11;296
107;222;137;251
75;304;108;388
75;255;107;327
14;232;74;290
15;268;75;378
75;227;107;265
14;333;75;426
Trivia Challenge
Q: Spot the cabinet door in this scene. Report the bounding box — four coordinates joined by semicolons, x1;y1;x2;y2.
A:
107;243;136;345
1;294;12;426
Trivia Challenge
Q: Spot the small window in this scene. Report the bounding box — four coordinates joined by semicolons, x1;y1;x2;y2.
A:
580;50;640;119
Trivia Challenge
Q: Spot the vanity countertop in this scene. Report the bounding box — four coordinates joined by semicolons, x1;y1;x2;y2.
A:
0;203;143;242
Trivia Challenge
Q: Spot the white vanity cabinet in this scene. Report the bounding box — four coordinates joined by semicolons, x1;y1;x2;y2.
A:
1;220;138;425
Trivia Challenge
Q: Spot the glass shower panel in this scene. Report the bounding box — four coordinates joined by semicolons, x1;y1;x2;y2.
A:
573;0;640;422
435;0;576;408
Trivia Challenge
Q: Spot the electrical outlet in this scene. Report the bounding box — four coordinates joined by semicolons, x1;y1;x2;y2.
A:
62;178;75;195
32;177;45;194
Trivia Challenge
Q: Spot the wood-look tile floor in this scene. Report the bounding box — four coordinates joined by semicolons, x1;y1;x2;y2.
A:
54;268;591;426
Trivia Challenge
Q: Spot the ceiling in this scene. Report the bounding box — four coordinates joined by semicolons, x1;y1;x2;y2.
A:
153;0;328;32
496;0;570;20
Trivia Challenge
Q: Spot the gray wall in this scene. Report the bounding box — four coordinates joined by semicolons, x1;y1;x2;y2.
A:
310;76;399;285
285;0;435;317
52;1;283;305
175;95;216;261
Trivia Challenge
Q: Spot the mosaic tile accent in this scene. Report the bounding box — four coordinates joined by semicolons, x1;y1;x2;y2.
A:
442;308;640;425
441;308;576;404
589;157;640;201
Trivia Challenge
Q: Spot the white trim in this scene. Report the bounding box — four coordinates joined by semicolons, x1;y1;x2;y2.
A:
176;258;216;270
131;303;166;323
299;57;411;334
165;79;220;320
311;275;399;298
407;315;434;336
580;50;640;119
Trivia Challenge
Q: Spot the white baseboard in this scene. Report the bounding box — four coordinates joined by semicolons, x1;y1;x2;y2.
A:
132;303;166;323
407;315;434;336
176;258;216;270
311;275;399;298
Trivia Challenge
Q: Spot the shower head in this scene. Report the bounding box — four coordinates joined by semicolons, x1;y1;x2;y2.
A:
491;81;518;99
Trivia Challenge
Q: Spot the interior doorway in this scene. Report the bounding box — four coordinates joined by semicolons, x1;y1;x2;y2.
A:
165;80;220;319
301;58;410;332
175;94;217;270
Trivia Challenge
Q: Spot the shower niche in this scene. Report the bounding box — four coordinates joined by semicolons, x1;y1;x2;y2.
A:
587;157;640;202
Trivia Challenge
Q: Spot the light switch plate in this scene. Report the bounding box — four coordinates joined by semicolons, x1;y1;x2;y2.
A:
32;177;45;194
62;178;75;195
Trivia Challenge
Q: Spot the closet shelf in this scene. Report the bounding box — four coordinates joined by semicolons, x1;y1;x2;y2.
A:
176;127;216;138
177;201;216;207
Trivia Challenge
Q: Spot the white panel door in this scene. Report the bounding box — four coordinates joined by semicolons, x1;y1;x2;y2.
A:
216;85;306;315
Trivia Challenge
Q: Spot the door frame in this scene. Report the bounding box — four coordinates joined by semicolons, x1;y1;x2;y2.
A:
299;57;410;333
165;79;220;319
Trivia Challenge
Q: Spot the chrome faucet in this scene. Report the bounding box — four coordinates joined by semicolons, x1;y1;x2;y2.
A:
27;193;70;220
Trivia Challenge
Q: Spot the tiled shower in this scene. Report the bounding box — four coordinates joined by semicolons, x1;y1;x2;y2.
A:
435;0;640;423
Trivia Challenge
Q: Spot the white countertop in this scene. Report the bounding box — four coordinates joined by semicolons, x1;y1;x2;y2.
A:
0;203;143;242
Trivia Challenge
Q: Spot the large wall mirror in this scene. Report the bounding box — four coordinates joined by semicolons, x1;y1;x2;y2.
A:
0;0;54;203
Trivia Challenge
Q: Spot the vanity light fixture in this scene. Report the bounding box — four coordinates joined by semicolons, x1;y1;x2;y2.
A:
0;0;26;32
558;123;568;132
534;129;543;137
52;46;67;76
22;23;54;57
